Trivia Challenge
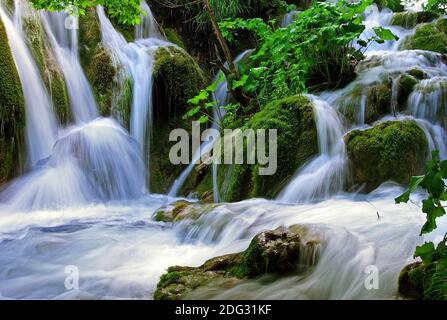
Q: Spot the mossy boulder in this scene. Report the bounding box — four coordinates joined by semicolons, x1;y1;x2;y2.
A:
390;11;439;29
397;74;418;108
21;11;70;123
345;120;428;192
373;0;404;12
399;259;447;300
216;95;318;202
164;28;186;49
0;17;25;184
401;19;447;54
365;81;392;123
154;200;217;223
154;225;322;300
150;46;206;193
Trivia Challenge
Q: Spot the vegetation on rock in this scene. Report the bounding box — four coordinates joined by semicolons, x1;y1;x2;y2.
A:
0;17;25;184
401;19;447;54
345;120;428;192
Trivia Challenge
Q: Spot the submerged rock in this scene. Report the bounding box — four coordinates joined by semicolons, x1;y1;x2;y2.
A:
345;120;428;192
0;17;25;184
401;19;447;54
154;225;322;300
399;259;447;300
154;200;217;223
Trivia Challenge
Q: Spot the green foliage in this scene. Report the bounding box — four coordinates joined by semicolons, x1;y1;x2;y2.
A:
424;0;447;14
29;0;143;25
373;0;404;12
396;150;447;267
219;0;397;104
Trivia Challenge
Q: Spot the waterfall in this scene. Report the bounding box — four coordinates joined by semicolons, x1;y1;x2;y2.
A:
97;3;170;190
278;96;347;203
0;2;58;166
280;10;300;27
40;11;98;123
168;50;253;200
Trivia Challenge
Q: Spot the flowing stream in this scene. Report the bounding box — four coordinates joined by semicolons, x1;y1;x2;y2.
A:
0;1;447;299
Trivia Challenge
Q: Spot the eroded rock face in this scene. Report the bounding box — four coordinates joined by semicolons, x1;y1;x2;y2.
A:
154;225;323;300
345;120;428;192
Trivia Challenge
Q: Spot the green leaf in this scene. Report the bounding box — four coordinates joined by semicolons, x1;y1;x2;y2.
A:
415;242;436;264
395;175;424;203
373;27;399;41
232;75;249;90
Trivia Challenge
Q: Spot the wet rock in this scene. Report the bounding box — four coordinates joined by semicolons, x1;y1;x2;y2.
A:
218;95;318;202
345;120;428;192
154;200;217;223
399;258;447;300
390;11;439;29
365;81;392;123
0;16;25;184
154;225;323;300
397;74;418;108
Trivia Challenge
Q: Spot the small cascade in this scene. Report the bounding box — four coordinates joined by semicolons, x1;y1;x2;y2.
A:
278;96;347;203
0;2;58;165
168;50;253;200
0;118;145;210
281;10;300;27
97;3;171;190
40;11;98;123
408;77;447;124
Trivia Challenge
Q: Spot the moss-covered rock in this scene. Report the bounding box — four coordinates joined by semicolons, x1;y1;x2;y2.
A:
401;19;447;54
345;120;428;192
164;28;186;49
365;81;392;123
21;10;70;124
399;259;447;300
390;11;439;29
373;0;404;12
215;95;318;202
79;8;131;120
153;200;217;223
150;46;206;193
0;17;25;184
154;225;322;300
397;74;418;108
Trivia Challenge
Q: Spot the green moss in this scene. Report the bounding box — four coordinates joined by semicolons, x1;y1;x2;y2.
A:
164;28;186;49
399;259;447;300
365;81;392;123
154;225;321;300
407;68;427;80
397;74;418;108
0;18;25;184
373;0;404;12
337;84;363;125
401;20;447;54
345;120;428;192
391;12;418;28
79;8;102;68
22;14;70;124
150;47;206;193
219;95;318;202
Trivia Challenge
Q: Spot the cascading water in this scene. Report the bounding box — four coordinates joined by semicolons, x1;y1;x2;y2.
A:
2;1;447;300
0;1;58;165
40;10;98;123
168;50;253;200
278;96;347;203
97;3;171;190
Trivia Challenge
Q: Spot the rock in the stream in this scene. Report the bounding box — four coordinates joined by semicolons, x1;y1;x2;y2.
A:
154;225;323;300
345;120;428;192
399;258;447;300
